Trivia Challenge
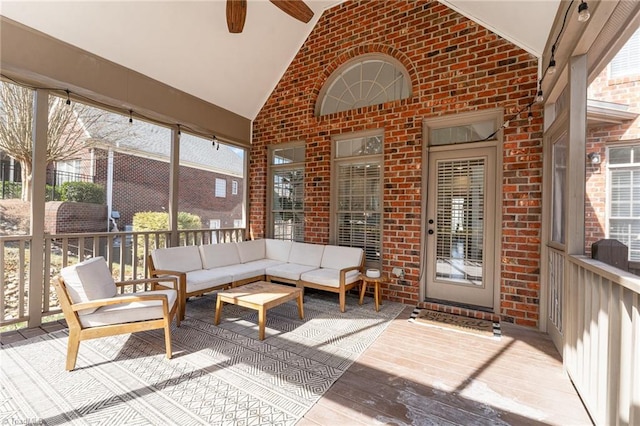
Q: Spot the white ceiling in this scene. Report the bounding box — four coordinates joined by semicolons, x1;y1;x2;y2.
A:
0;0;559;121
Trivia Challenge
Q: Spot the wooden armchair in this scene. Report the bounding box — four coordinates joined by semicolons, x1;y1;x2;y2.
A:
54;257;179;371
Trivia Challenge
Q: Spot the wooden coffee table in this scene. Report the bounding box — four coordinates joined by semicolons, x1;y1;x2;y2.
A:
214;281;304;340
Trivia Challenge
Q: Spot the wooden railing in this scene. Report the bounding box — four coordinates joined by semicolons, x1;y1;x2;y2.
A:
1;227;245;327
564;255;640;425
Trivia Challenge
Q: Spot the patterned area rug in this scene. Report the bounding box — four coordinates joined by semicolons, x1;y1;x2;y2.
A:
409;308;501;339
1;292;404;425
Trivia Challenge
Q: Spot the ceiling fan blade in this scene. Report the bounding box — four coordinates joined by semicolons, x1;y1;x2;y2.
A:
226;0;247;33
269;0;314;24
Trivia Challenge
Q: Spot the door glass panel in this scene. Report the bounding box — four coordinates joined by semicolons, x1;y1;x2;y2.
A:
435;158;485;285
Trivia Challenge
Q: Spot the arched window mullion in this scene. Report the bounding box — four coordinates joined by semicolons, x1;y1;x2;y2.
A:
317;54;411;116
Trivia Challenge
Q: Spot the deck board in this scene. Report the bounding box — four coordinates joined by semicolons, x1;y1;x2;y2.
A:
301;306;592;425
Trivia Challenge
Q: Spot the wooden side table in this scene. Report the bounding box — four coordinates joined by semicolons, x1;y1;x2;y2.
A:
359;272;387;312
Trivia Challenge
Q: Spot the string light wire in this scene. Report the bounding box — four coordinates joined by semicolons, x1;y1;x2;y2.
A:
0;72;223;147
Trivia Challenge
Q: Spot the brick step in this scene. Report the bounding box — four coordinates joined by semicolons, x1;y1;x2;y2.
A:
417;299;500;323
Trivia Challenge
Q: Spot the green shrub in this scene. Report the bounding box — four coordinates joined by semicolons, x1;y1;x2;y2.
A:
0;181;22;199
133;211;202;253
45;184;62;201
61;182;105;204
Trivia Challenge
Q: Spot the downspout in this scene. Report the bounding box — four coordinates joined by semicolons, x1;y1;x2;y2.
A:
106;147;114;231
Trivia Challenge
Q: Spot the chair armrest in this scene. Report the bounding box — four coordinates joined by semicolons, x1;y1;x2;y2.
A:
148;268;184;278
70;293;170;312
339;265;363;288
146;269;187;299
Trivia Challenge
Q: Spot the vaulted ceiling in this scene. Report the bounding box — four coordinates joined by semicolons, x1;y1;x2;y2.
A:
0;0;560;120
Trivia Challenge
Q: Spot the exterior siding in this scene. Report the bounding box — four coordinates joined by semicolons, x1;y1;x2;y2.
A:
250;0;542;326
94;149;244;228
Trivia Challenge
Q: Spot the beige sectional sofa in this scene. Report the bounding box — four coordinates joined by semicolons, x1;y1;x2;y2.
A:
148;239;364;319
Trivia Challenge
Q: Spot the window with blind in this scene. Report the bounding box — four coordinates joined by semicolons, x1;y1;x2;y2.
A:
269;144;305;241
435;158;485;282
610;28;640;79
608;144;640;261
333;134;383;268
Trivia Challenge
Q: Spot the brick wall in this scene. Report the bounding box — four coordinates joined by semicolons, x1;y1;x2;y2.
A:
585;64;640;255
251;0;542;326
45;201;107;234
94;150;243;228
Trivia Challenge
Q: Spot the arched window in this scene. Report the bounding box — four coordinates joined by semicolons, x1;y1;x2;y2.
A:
316;54;411;116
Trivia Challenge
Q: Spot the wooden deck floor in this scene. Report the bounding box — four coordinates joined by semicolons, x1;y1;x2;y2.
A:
300;306;592;425
1;305;591;425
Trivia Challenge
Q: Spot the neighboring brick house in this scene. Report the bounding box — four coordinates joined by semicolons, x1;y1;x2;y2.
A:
88;123;245;230
584;28;640;264
1;110;245;231
251;0;543;326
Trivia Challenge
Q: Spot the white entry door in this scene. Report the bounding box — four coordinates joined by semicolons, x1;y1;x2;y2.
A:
425;146;497;308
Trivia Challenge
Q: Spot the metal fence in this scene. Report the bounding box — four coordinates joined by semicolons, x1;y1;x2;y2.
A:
1;164;94;200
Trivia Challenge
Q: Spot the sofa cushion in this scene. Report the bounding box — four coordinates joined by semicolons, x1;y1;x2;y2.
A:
212;259;281;282
213;260;270;283
184;269;233;294
265;263;319;282
320;245;363;270
199;243;241;269
288;242;325;267
152;245;202;273
79;289;177;328
265;239;292;262
60;257;117;315
236;239;266;263
300;268;361;288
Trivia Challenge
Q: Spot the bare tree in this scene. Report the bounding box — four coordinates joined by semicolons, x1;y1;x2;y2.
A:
0;80;118;201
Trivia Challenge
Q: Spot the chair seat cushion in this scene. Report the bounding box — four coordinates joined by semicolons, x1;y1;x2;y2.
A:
300;268;361;288
265;263;319;281
79;289;177;328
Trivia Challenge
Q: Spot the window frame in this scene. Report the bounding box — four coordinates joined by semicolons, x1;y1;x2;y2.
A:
606;142;640;261
215;178;226;198
267;141;306;241
315;53;412;117
330;129;384;269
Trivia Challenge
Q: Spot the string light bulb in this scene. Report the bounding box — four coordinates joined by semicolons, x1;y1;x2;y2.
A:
212;134;219;148
128;110;133;124
535;89;544;103
578;1;590;22
65;89;71;106
528;107;534;123
177;124;181;135
548;45;557;75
